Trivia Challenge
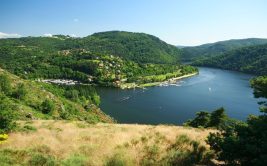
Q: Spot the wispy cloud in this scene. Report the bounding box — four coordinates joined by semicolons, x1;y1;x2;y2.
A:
0;32;21;38
43;33;53;37
73;18;79;22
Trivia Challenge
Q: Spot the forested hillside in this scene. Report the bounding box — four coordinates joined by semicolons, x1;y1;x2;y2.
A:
81;31;181;64
193;44;267;75
0;33;196;88
0;68;114;129
181;38;267;61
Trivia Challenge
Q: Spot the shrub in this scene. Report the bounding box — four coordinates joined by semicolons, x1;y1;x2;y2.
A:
206;77;267;165
13;83;27;100
105;153;134;166
0;149;29;165
141;145;160;165
185;107;228;129
92;94;100;106
0;95;16;133
65;90;79;101
163;135;215;166
208;107;227;129
21;125;37;132
61;154;88;166
0;74;12;95
28;153;56;166
185;111;210;128
40;99;55;114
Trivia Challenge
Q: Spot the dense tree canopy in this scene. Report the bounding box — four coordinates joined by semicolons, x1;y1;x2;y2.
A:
82;31;181;64
181;38;267;61
193;44;267;75
0;33;196;87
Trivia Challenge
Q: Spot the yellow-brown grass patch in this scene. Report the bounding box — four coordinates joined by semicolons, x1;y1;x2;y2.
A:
0;120;215;165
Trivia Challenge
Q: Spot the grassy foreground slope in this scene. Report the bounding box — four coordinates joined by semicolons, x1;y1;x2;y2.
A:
0;120;215;166
0;68;113;123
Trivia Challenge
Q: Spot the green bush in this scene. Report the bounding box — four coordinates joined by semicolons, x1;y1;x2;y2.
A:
0;74;12;95
206;76;267;165
21;125;37;132
185;107;228;129
13;83;27;100
209;107;227;129
0;95;16;133
185;111;210;128
105;153;133;166
28;153;56;166
61;154;88;166
65;90;79;101
92;94;100;106
163;135;214;166
40;99;55;114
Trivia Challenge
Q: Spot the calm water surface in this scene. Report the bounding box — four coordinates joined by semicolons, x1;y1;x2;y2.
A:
97;67;260;125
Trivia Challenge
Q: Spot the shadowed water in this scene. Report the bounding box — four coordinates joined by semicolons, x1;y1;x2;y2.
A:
97;67;260;125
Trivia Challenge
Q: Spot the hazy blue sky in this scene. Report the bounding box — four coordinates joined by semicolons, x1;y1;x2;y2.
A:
0;0;267;45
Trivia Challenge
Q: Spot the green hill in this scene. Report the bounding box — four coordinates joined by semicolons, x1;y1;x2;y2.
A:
0;33;196;88
193;44;267;75
0;31;181;64
81;31;181;64
0;68;114;123
181;38;267;61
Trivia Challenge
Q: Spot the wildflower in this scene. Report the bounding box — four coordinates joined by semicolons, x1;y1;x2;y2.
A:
0;134;8;144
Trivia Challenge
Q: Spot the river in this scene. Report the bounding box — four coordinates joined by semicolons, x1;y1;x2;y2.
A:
97;67;261;125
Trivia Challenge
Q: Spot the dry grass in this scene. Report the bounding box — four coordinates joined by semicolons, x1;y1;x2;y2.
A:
0;120;215;165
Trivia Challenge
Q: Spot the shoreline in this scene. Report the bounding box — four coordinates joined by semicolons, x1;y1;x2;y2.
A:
120;72;198;89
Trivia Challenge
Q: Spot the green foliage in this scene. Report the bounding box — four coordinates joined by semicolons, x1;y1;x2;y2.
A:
21;125;37;133
105;152;134;166
13;83;27;100
61;154;88;166
206;76;267;165
40;99;55;114
65;89;79;101
251;76;267;98
185;107;228;129
0;74;12;95
209;107;227;129
83;31;181;64
28;153;56;166
161;135;214;166
251;76;267;113
0;94;16;133
0;69;113;123
0;32;195;87
193;44;267;75
182;38;267;61
92;94;100;106
185;111;210;128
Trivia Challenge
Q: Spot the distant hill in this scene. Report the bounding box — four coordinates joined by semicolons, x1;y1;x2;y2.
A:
193;44;267;75
0;31;181;64
0;32;197;88
81;31;181;64
181;38;267;61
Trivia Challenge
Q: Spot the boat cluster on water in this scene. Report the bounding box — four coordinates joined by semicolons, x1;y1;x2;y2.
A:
158;81;183;87
40;79;79;85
